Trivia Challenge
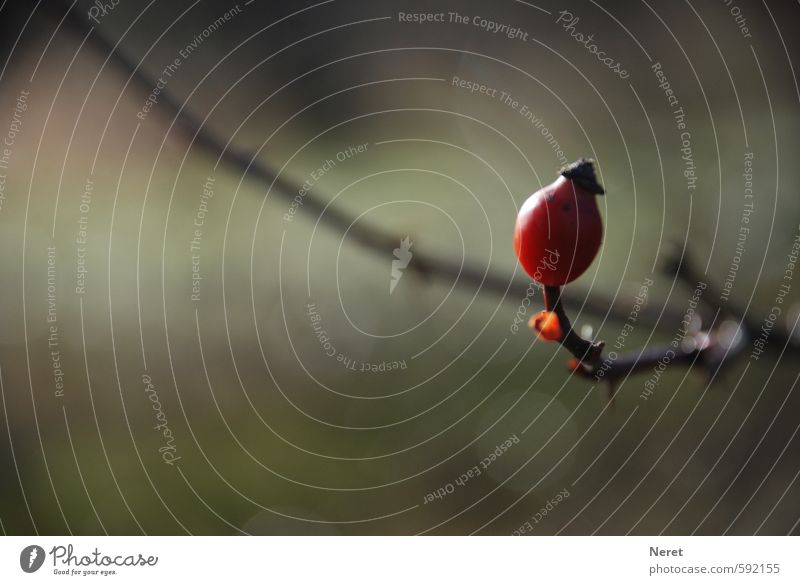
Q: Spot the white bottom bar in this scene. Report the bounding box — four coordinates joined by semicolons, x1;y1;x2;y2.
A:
1;536;796;583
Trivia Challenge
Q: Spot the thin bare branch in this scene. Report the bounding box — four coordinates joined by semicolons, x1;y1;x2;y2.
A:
52;4;797;369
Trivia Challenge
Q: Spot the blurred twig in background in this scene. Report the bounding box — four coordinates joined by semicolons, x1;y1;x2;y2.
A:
550;247;754;398
54;2;797;394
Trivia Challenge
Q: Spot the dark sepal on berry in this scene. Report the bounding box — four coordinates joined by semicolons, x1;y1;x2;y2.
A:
561;158;605;195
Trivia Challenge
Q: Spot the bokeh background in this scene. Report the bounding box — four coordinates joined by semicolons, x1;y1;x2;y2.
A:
0;0;798;535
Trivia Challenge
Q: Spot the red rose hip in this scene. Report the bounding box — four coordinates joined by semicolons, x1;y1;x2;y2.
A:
514;159;605;286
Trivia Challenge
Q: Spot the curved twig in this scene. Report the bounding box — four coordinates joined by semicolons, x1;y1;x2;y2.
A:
50;3;797;376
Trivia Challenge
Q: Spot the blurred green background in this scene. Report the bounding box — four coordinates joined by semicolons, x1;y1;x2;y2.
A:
0;0;798;535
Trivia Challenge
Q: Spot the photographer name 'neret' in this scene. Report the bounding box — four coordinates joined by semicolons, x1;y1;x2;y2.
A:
650;547;684;557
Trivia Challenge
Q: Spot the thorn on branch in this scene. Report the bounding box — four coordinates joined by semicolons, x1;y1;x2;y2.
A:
532;251;752;402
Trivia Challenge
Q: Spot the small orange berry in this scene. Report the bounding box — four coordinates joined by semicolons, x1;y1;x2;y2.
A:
566;357;582;371
529;310;563;342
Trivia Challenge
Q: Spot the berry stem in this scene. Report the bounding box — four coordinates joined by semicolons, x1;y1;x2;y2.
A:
543;285;604;366
541;250;753;400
